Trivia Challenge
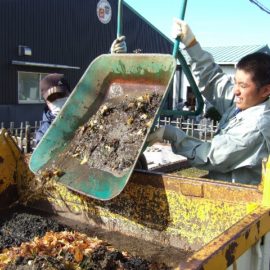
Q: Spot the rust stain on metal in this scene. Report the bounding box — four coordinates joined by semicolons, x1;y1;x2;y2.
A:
130;171;165;189
131;171;262;204
256;220;261;234
113;77;160;85
202;181;261;203
244;229;250;239
225;241;238;267
180;182;204;197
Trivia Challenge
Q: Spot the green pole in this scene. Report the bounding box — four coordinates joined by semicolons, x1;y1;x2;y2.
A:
163;0;204;117
117;0;123;38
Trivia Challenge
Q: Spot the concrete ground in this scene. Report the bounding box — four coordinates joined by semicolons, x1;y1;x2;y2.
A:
144;143;187;170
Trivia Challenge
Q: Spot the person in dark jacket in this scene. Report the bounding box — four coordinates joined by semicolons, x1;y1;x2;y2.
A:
35;37;148;169
35;36;128;144
35;72;148;169
35;73;71;144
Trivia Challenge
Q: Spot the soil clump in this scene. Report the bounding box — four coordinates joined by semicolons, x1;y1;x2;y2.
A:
0;210;68;251
58;92;162;176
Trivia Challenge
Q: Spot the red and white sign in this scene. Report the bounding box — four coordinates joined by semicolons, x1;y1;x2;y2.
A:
97;0;112;24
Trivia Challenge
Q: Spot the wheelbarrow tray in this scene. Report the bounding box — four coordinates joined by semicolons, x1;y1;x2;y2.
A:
30;54;176;200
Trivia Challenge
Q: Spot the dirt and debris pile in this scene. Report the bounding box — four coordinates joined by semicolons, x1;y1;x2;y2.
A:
1;231;169;270
0;211;68;251
60;92;162;175
0;211;171;269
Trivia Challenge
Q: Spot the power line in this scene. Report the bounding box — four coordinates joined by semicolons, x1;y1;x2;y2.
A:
249;0;270;14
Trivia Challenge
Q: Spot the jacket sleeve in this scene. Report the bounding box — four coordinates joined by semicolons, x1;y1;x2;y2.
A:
35;111;51;145
186;43;235;115
164;125;263;173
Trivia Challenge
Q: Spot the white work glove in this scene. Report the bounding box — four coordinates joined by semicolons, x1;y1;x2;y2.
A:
146;126;165;146
171;18;196;48
110;36;127;54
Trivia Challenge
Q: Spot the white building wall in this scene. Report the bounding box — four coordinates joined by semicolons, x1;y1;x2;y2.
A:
179;64;236;112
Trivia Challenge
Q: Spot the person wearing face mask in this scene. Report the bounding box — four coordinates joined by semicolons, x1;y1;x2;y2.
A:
147;19;270;184
35;73;71;145
35;37;148;170
35;36;127;145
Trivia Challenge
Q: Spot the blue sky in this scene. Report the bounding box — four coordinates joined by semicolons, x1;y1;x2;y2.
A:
124;0;270;47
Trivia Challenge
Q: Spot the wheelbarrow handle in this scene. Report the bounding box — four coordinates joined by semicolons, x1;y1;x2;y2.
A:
172;0;188;58
117;0;123;38
166;0;204;117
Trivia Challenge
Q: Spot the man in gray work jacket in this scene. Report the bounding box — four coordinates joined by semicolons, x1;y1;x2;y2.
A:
147;19;270;184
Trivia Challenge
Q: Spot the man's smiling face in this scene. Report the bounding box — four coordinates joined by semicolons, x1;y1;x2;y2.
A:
233;69;269;110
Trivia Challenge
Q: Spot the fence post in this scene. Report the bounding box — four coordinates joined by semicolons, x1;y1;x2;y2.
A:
210;120;215;139
25;124;31;153
34;121;38;132
175;117;181;128
191;119;194;137
204;120;208;141
19;122;24;152
157;116;160;128
9;122;14;136
14;129;18;144
185;119;190;135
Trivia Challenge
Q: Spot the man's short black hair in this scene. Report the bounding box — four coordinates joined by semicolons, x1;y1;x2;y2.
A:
237;52;270;89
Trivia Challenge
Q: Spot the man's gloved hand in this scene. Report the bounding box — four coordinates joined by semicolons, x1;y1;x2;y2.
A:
146;126;165;146
171;18;196;48
110;36;127;54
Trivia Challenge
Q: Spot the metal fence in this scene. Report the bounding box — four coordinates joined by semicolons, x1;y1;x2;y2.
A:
1;117;219;153
1;121;41;153
158;117;218;141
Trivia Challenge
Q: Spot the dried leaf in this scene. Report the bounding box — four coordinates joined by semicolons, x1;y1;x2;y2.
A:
80;155;88;165
74;247;84;263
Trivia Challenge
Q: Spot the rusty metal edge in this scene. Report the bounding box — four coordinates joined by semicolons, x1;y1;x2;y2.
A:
130;171;262;204
178;207;270;270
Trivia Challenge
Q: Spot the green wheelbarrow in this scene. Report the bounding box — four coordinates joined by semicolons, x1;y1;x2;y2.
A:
30;53;176;200
29;0;202;201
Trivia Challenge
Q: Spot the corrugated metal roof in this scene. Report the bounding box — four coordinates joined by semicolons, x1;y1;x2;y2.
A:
182;44;270;64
